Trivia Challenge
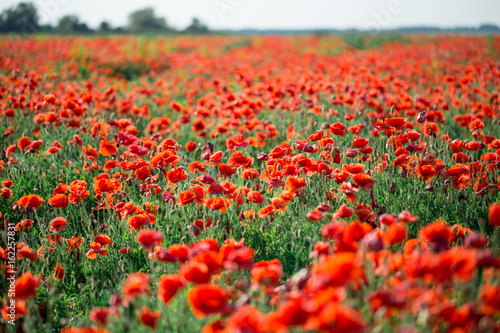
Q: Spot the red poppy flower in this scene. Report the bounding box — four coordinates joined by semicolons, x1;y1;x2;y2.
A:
99;139;118;156
247;190;264;204
167;167;188;183
158;274;184;305
419;220;452;251
342;163;365;175
206;197;230;213
180;260;212;284
86;242;109;259
123;273;150;298
189;161;207;173
135;166;151;182
187;284;229;318
307;209;325;221
251;259;283;286
352;136;369;148
219;163;236;178
53;263;65;280
178;190;196;206
137;229;163;250
352;173;376;190
138;306;161;329
186;141;198;152
15;219;33;231
340;182;358;203
489;203;500;227
0;187;12;199
48;193;68;209
18;194;45;210
285;176;306;193
308;253;358;290
126;213;153;232
2;179;13;188
89;308;113;325
49;217;67;233
18;137;31;150
93;176;121;195
168;244;191;262
94;234;110;246
226;134;249;150
15;272;42;301
257;204;275;218
329;123;346;137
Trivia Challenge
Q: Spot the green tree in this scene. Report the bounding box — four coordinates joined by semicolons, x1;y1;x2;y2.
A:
56;15;92;34
183;17;209;34
127;8;172;33
0;2;39;33
99;21;111;32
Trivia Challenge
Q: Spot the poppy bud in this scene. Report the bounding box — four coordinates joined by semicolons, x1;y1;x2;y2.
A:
234;279;250;291
417;112;427;123
363;232;384;252
317;203;331;212
109;293;122;307
203;142;214;153
257;152;269;161
303;145;314;153
477;250;497;268
345;149;357;158
190;224;200;238
464;232;487;248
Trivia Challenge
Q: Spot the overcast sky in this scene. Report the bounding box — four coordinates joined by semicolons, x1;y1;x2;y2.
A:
2;0;500;30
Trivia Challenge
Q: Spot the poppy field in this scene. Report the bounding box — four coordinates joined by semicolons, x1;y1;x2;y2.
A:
0;34;500;332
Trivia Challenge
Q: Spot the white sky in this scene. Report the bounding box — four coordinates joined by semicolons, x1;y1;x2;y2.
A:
2;0;500;30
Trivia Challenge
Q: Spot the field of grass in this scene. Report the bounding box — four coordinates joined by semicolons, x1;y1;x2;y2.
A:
0;34;500;333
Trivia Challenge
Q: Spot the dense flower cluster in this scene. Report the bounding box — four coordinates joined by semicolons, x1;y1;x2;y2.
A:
0;35;499;332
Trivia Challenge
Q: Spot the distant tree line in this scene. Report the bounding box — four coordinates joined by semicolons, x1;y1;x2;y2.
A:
0;2;210;35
